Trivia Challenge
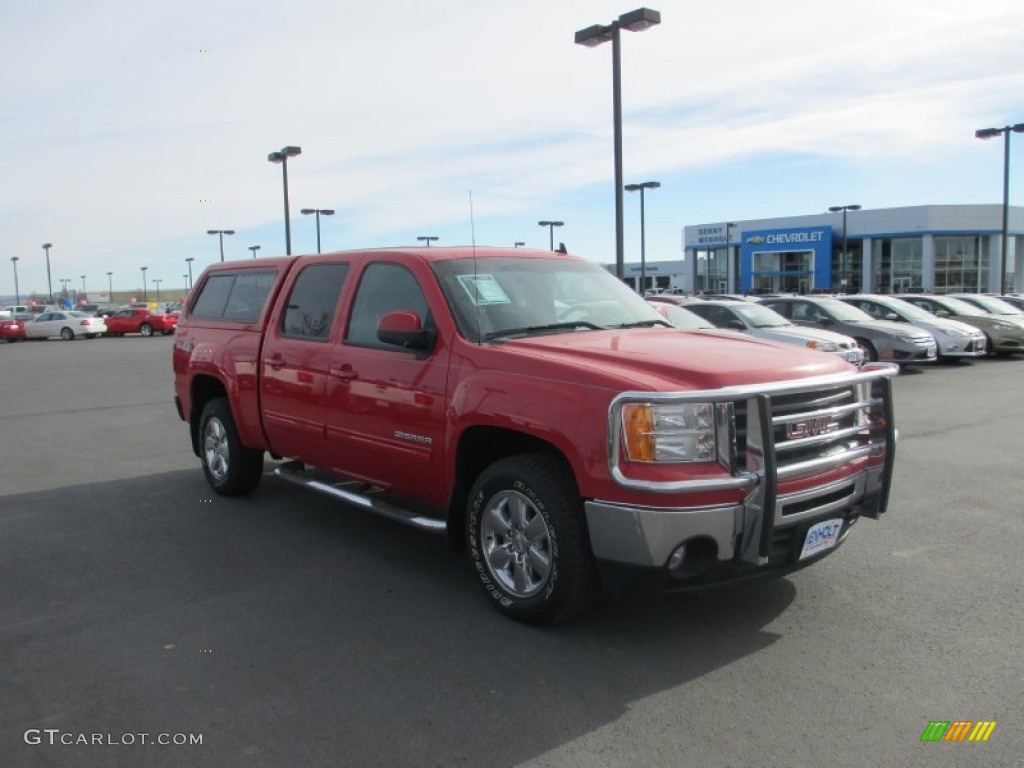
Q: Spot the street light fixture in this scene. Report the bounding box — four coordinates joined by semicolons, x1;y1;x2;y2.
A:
207;229;235;262
153;278;163;302
828;205;862;292
185;257;194;290
538;220;564;251
267;145;302;255
10;257;20;305
300;208;335;254
976;122;1024;295
624;181;660;293
141;266;149;302
514;241;525;248
417;236;438;247
107;271;113;302
42;243;54;303
249;245;261;259
576;7;661;280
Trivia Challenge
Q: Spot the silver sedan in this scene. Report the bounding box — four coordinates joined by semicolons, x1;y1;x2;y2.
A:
838;295;987;359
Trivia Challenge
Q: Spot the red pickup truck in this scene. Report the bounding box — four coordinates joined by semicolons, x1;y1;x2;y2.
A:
173;247;897;624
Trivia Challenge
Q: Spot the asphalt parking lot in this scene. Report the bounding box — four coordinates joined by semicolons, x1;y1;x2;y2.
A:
1;337;1022;767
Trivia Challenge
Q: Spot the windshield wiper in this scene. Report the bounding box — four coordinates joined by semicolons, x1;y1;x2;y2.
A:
615;319;671;329
483;321;605;340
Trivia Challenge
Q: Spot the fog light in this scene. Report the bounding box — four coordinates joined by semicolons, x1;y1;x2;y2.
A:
667;544;687;571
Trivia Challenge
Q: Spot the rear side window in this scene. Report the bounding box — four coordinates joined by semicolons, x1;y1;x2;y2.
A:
281;263;350;340
190;271;276;322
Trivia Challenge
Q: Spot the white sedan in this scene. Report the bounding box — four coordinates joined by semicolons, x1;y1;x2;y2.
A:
25;311;108;340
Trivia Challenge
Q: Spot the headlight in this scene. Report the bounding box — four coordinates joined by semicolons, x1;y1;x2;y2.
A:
897;334;923;343
941;328;965;337
993;322;1014;332
807;340;838;352
622;403;716;462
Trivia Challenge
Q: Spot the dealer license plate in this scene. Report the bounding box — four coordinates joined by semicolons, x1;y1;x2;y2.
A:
799;518;844;560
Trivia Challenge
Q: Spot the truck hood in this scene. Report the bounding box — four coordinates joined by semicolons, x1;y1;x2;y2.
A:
486;328;854;391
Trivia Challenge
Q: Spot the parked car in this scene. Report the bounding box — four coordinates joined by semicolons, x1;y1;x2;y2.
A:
684;299;864;364
0;317;27;342
0;304;31;319
646;301;718;330
104;308;178;337
949;293;1024;322
759;296;937;364
837;294;987;359
24;311;107;340
894;294;1024;355
996;294;1024;311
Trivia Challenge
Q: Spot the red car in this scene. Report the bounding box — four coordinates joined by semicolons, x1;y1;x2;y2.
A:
0;317;27;342
104;308;178;337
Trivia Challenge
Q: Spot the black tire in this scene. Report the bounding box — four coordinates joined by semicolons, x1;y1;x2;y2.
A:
467;453;598;625
60;327;74;341
198;397;263;496
140;322;153;337
855;338;877;363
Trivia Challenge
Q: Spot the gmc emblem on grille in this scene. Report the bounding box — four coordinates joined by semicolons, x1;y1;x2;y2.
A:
786;417;839;440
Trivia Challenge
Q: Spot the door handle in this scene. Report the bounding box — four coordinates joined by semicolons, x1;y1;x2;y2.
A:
330;366;358;381
266;356;286;369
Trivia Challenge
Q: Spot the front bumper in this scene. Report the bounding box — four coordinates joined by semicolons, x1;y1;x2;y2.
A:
938;334;987;357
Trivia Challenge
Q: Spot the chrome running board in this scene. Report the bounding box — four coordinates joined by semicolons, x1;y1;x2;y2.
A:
273;463;446;533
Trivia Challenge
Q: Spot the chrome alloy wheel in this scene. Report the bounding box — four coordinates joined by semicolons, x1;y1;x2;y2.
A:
203;417;230;482
480;490;553;598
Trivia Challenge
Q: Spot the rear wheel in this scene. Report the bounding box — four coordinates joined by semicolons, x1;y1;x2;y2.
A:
467;453;599;624
199;398;264;496
60;327;74;341
140;322;153;337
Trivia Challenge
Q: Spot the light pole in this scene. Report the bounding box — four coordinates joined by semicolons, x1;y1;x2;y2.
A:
107;271;113;302
185;257;194;290
42;243;54;303
60;278;71;302
576;7;661;280
514;241;525;248
153;278;163;302
10;257;20;304
625;181;660;293
249;245;261;259
417;236;438;247
207;229;235;262
828;205;861;292
300;208;335;254
268;145;302;255
538;220;564;251
80;274;87;299
141;266;148;302
976;122;1024;295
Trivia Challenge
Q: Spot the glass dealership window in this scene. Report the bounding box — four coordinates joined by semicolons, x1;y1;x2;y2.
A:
872;238;922;293
934;236;986;294
696;248;728;292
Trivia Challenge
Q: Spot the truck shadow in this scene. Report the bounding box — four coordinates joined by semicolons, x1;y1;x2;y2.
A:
1;468;796;768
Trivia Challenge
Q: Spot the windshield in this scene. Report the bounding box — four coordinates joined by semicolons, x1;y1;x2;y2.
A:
655;304;716;329
67;311;90;318
732;303;791;328
873;297;935;321
924;296;986;316
956;294;1023;315
815;299;875;323
431;256;665;342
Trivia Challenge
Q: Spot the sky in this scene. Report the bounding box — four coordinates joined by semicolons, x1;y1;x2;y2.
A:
2;0;1023;300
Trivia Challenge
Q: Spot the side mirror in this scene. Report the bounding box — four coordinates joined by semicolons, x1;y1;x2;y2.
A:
727;319;746;331
377;310;436;351
816;316;832;326
935;309;950;318
884;312;901;321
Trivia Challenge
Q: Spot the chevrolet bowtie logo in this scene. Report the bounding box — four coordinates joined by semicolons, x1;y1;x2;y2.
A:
747;236;765;244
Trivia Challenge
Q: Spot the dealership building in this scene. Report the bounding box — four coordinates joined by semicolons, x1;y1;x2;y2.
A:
622;204;1021;295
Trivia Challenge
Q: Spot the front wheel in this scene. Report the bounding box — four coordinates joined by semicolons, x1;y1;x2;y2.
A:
199;398;264;496
467;454;598;624
854;338;877;363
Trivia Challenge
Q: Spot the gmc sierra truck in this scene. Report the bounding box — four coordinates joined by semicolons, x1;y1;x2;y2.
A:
173;247;897;624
